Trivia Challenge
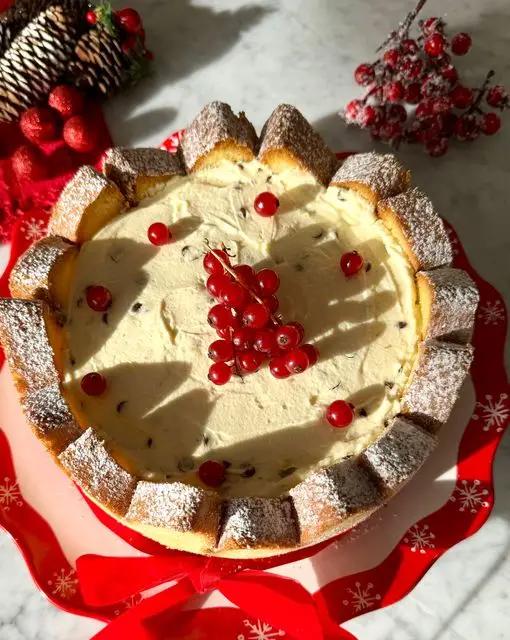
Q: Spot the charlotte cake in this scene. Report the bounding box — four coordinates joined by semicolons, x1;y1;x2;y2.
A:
0;101;478;557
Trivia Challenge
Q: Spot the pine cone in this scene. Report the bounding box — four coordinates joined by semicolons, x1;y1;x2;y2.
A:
0;4;79;122
70;24;129;97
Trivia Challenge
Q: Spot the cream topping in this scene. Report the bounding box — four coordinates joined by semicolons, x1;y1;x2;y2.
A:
64;159;418;497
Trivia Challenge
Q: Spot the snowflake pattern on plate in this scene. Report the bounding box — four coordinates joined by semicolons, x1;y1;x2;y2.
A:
47;567;78;599
449;480;490;513
342;581;381;612
472;393;509;432
20;217;47;243
478;299;505;326
237;619;286;640
0;476;23;510
403;524;436;554
113;593;142;616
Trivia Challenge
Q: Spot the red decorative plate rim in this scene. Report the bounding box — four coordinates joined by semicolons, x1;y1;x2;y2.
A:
0;136;508;633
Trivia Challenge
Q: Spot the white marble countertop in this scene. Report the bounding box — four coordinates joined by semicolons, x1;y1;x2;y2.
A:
1;0;509;638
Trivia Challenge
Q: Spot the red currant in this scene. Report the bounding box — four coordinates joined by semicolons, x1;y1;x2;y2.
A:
486;85;507;108
402;38;419;54
269;356;291;379
233;264;255;287
415;100;433;120
301;343;319;366
354;63;375;86
203;249;230;275
208;304;234;330
481;112;501;135
81;372;106;396
148;222;171;245
242;303;270;329
198;459;226;486
206;273;232;298
431;96;452;113
441;65;459;85
451;32;472;55
422;17;442;35
450;85;474;109
238;350;264;373
340;251;364;277
86;285;112;312
116;8;142;34
401;58;423;80
326;400;354;428
216;322;238;340
275;324;301;351
208;362;232;386
287;321;304;342
285;348;309;374
262;295;279;314
253;329;277;354
388;104;407;122
454;115;480;142
358;105;380;127
379;120;403;141
121;35;138;54
232;327;255;351
220;282;249;310
405;83;422;104
426;137;449;157
384;81;404;103
254;192;279;217
424;33;445;57
345;99;363;123
85;9;97;24
256;269;280;296
208;340;235;363
383;49;400;69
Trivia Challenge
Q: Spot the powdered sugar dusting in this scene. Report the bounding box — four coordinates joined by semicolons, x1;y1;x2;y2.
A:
331;152;409;199
258;104;338;184
22;384;81;447
362;417;437;491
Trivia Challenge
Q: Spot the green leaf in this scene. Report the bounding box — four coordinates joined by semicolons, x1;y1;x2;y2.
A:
95;1;118;36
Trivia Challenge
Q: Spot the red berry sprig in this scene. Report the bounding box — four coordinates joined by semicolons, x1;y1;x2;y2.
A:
202;244;318;384
86;285;112;312
342;0;508;156
81;372;107;396
326;400;354;428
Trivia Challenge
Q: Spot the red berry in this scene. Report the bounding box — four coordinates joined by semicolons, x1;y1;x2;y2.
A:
388;104;407;122
441;65;459;85
81;372;106;396
269;356;291;379
415;100;433;120
254;192;279;217
20;107;58;144
340;251;364;277
450;85;474;109
481;112;501;135
401;58;423;80
232;327;254;351
422;17;442;35
86;285;112;312
326;400;354;428
262;295;279;314
402;38;419;54
301;343;319;366
208;304;234;330
220;282;249;309
256;269;280;296
379;120;403;141
238;350;264;373
198;459;226;486
145;50;154;61
287;321;305;342
208;340;235;363
354;63;375;86
486;85;507;108
454;115;480;142
358;105;380;127
451;32;472;55
216;323;238;340
147;222;171;245
63;115;98;153
383;49;400;69
233;264;255;287
206;273;232;298
242;303;270;329
345;99;363;123
405;83;422;104
384;81;404;103
86;9;97;24
431;96;452;113
424;33;445;57
121;35;138;54
426;137;449;157
203;250;230;275
48;85;84;118
11;145;47;181
285;348;309;374
208;362;232;386
116;8;142;34
254;329;277;354
440;111;458;136
275;324;301;351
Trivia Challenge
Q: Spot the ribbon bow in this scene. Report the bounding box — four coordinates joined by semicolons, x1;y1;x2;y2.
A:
77;553;355;639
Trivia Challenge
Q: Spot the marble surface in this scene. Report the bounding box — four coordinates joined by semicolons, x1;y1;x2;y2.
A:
1;0;509;638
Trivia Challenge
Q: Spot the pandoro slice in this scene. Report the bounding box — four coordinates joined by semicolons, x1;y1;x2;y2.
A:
331;152;410;204
103;147;185;204
377;187;453;271
258;104;338;184
9;236;78;309
417;267;479;343
48;165;126;243
59;428;137;516
217;496;299;554
180;101;258;172
402;340;474;431
361;417;437;493
290;458;381;545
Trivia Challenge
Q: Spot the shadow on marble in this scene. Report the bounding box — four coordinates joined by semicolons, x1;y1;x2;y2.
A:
119;107;177;144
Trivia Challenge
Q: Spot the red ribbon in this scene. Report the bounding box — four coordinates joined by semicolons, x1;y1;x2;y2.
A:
77;554;355;640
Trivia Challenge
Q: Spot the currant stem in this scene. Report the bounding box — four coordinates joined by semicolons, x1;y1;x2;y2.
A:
376;0;428;52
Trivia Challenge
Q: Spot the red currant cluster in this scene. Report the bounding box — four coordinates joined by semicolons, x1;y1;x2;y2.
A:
203;248;318;385
86;4;153;59
343;0;508;156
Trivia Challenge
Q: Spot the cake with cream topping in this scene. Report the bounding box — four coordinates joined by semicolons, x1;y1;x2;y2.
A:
0;102;478;557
